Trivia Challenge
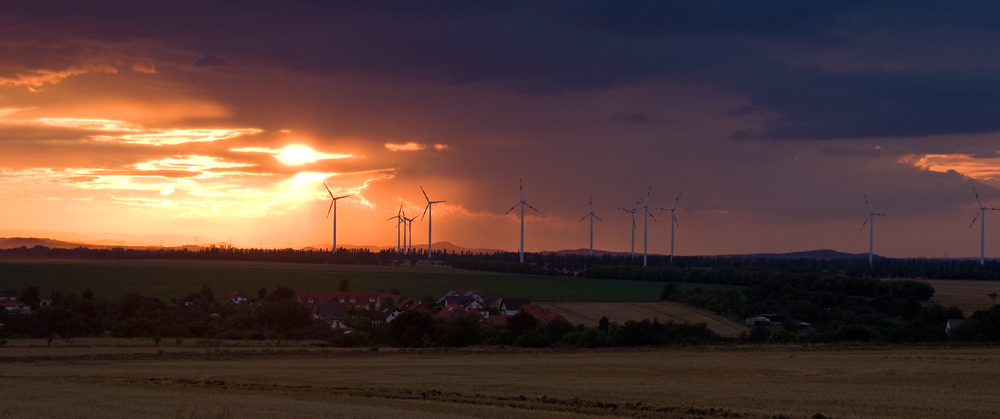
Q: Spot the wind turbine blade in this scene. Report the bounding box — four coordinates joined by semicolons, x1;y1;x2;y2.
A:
860;215;870;230
579;215;588;222
864;195;872;213
504;203;520;215
975;187;984;208
526;203;538;211
674;217;680;228
431;200;445;204
323;182;334;199
594;215;602;222
970;210;983;229
647;209;658;223
671;192;681;210
387;216;397;221
334;195;351;200
326;202;334;219
420;203;430;221
420;185;430;202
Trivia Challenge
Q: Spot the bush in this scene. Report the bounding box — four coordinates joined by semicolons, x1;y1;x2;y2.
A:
767;330;801;344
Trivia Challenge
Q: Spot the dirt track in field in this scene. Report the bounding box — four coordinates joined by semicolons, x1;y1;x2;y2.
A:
537;301;748;337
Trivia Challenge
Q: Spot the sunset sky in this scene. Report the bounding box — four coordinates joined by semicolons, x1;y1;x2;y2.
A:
4;2;1000;257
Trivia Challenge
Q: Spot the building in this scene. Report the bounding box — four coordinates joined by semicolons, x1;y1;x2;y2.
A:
297;291;399;310
218;291;248;307
0;299;31;314
946;319;965;334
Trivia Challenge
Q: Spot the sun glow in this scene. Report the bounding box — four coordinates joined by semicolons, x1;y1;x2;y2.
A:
276;145;321;165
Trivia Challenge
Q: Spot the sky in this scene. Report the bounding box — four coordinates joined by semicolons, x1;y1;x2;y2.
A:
3;1;1000;257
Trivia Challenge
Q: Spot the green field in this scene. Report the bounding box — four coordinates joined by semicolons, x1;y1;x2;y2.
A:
0;259;741;302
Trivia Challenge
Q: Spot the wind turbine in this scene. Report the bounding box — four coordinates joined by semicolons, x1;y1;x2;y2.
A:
619;197;642;260
420;186;445;259
387;204;403;253
405;210;419;256
636;186;657;266
504;179;538;263
654;192;681;264
323;183;350;255
969;187;998;266
860;195;885;266
579;197;602;256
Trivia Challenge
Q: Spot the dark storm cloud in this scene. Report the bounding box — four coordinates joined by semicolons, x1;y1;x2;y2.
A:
5;1;1000;140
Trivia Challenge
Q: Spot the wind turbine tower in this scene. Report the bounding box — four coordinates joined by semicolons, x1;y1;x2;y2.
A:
619;197;641;260
969;187;998;266
504;179;538;263
579;197;602;256
323;183;350;255
655;192;681;264
405;211;419;256
637;187;657;267
860;195;886;266
420;186;445;259
387;204;403;253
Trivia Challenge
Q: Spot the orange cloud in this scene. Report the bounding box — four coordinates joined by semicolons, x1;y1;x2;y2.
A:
385;142;426;151
0;65;118;89
903;153;1000;183
232;145;355;164
98;128;262;146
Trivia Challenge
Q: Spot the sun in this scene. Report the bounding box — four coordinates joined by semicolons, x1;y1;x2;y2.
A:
275;144;319;165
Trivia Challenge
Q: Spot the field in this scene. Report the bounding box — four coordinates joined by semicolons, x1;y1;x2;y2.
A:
1;345;998;418
0;259;737;302
538;301;748;337
919;279;1000;315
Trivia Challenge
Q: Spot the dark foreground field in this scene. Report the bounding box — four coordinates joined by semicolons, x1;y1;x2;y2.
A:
0;259;739;302
0;345;997;418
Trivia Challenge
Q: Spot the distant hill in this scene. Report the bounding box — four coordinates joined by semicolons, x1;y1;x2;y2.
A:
0;237;88;249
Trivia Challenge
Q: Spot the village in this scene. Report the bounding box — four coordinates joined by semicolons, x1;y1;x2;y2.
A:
217;288;566;333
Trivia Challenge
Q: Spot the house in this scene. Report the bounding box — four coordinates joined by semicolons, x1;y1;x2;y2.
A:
502;298;531;315
485;314;510;326
0;290;17;300
297;291;399;310
746;316;771;327
484;294;505;313
218;291;248;307
39;299;52;308
946;319;965;334
437;289;485;306
314;300;353;331
438;295;484;311
371;306;403;324
0;299;31;314
520;304;565;324
434;303;468;320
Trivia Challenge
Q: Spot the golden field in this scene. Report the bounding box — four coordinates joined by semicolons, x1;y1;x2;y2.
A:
1;345;998;419
538;301;748;337
920;279;1000;315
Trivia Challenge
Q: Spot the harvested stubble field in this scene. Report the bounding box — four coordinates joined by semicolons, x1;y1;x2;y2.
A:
1;346;998;419
0;259;692;302
919;279;1000;315
538;301;748;337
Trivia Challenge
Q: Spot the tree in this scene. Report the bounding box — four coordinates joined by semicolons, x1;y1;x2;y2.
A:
199;285;214;302
989;292;998;305
19;286;40;310
258;287;267;299
598;315;610;333
338;279;350;292
82;288;94;300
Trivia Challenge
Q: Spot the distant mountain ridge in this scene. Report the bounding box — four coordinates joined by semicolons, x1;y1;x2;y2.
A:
0;237;895;260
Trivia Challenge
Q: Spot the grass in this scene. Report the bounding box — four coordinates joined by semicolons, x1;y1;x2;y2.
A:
0;259;740;302
1;346;998;418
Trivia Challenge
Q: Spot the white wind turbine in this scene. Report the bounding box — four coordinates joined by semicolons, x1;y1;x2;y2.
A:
579;197;602;256
654;192;681;264
860;195;886;266
969;187;998;266
504;179;538;263
400;208;409;254
637;186;657;267
323;182;350;255
387;204;403;253
619;196;642;260
420;186;445;259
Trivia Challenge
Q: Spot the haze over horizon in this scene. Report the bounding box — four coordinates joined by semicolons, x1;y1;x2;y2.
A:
4;3;1000;259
